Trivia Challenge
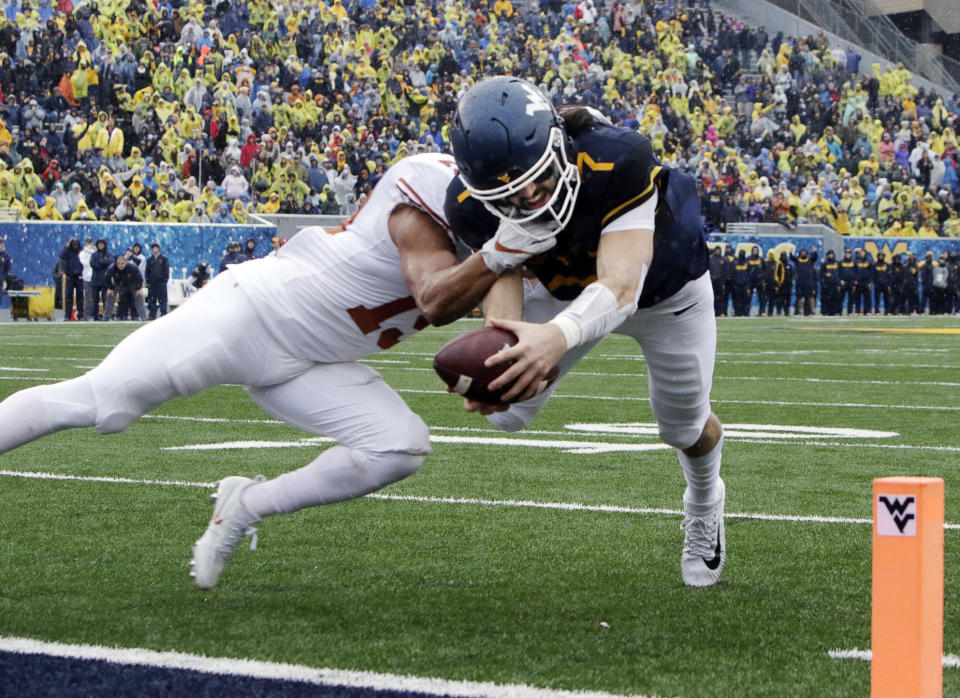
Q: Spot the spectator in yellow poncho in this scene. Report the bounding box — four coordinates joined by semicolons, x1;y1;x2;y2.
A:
17;160;42;202
155;207;176;224
178;105;202;139
95;116;124;158
788;115;806;144
38;196;63;220
941;211;960;237
152;92;176;124
853;217;882;237
0;171;17;204
258;191;281;213
70;42;94;100
199;181;221;212
857;155;879;177
918;193;942;223
715;107;736;138
174;193;196;222
133;197;153;221
884;220;904;237
931;98;950;131
493;0;513;17
156;193;178;221
71;201;97;220
0;119;11;156
127;174;147;201
231;199;248;223
899;220;918;236
806;191;836;224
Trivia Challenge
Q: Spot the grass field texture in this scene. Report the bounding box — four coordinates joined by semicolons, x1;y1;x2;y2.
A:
0;314;958;697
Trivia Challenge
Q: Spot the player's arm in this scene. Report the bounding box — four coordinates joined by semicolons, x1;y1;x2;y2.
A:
481;269;523;324
390;203;500;326
462;269;524;416
487;225;654;402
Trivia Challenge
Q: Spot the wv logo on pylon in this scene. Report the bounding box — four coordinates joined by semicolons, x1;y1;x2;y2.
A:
877;495;917;536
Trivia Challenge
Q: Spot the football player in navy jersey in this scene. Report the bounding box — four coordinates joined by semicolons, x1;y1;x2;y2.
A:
444;77;726;587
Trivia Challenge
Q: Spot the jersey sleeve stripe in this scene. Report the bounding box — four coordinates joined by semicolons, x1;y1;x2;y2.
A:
600;165;662;227
398;176;451;231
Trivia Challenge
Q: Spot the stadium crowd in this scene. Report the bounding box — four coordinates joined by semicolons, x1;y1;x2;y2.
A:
0;0;956;238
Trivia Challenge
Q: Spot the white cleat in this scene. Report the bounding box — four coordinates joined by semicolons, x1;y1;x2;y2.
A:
190;475;264;590
680;478;726;587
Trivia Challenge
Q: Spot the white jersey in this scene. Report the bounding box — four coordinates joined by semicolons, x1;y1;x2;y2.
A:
229;153;459;363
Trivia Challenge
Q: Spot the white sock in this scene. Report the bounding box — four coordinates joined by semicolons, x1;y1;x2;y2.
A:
0;378;96;455
678;432;723;516
241;445;382;518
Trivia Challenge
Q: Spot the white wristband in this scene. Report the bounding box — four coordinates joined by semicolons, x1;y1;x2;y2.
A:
548;278;642;350
548;315;582;351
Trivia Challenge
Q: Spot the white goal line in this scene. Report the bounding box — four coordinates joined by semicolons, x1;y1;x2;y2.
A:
0;635;657;698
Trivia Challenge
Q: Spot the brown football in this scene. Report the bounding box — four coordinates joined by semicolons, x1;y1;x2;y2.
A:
433;327;559;404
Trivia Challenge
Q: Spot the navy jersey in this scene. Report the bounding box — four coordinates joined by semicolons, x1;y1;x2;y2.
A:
874;262;890;285
444;121;709;308
820;260;840;286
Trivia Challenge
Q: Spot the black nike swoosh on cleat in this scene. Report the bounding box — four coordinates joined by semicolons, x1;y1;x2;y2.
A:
673;303;697;316
703;527;723;570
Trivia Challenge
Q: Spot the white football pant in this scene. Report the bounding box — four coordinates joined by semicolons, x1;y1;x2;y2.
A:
489;272;716;450
0;270;430;509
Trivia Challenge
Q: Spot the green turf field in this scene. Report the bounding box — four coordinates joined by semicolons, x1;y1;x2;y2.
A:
0;314;958;697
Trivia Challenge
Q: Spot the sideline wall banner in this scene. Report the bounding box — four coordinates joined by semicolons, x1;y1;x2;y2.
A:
1;219;276;287
709;233;960;262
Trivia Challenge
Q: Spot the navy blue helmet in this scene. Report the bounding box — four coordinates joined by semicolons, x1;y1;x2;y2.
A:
450;77;580;236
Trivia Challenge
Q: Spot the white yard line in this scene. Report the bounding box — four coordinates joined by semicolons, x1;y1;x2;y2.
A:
160;435;674;456
715;359;960;370
395;388;960;411
0;342;119;348
0;470;215;488
0;636;656;698
4;469;960;530
7;362;960;390
396;366;960;388
828;648;960;669
135;415;960;453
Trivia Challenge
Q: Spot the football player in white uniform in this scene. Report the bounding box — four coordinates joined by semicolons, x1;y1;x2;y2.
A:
0;153;540;590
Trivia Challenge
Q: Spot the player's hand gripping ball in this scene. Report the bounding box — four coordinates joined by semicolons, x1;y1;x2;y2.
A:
433;327;559;404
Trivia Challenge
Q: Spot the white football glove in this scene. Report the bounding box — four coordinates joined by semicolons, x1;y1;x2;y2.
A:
478;218;558;274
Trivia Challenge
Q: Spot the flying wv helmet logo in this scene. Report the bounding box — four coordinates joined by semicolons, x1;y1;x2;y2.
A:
519;82;551;116
877;494;917;536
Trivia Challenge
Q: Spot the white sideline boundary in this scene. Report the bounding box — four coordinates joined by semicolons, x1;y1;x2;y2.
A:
828;648;960;669
0;636;656;698
5;469;960;529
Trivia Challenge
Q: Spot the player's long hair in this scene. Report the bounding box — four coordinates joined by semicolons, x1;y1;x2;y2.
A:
557;106;599;138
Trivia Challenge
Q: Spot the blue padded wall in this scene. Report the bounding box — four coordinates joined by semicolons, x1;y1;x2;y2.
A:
1;220;277;286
